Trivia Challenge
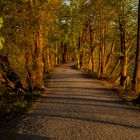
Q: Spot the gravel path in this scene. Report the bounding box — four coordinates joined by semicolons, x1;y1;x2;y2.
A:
1;63;140;140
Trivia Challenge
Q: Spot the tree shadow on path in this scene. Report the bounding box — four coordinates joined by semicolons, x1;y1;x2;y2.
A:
0;132;52;140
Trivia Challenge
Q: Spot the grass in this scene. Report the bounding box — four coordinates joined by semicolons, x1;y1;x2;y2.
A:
118;87;139;101
85;69;140;105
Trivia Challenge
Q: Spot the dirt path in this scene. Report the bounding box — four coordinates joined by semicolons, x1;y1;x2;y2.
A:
1;63;140;140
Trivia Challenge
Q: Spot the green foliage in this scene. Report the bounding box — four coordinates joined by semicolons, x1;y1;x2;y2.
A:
116;51;124;57
0;17;4;49
0;17;3;28
0;37;4;50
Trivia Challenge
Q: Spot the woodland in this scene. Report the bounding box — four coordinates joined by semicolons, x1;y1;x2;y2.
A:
0;0;140;118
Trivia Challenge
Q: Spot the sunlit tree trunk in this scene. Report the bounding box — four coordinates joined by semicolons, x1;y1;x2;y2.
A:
77;36;81;68
55;42;58;65
27;0;46;90
35;38;44;87
133;0;140;92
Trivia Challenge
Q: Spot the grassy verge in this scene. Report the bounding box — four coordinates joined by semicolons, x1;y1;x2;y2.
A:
0;91;41;121
85;70;140;106
0;72;51;121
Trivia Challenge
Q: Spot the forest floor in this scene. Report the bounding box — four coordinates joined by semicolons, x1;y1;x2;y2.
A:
0;63;140;140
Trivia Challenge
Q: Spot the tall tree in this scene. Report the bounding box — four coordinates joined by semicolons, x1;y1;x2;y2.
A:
133;0;140;93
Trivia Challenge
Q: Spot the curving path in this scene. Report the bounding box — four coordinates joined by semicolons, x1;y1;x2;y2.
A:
1;63;140;140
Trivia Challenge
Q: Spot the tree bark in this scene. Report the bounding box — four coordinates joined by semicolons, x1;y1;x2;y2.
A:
133;0;140;93
104;42;115;73
25;41;36;91
35;7;45;88
0;55;25;92
89;18;95;72
119;5;128;86
120;21;128;86
98;2;106;76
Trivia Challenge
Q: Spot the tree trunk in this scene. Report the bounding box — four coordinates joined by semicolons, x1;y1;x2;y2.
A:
104;42;115;73
32;1;47;90
118;1;128;87
98;2;106;76
62;43;67;64
133;0;140;93
35;39;44;88
78;36;82;68
119;20;128;86
89;19;95;72
0;55;25;92
110;59;121;77
25;42;36;91
55;42;58;65
101;4;106;75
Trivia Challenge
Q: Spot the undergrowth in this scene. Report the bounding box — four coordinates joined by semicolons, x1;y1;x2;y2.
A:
86;69;140;104
0;86;41;121
0;72;50;121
